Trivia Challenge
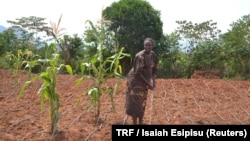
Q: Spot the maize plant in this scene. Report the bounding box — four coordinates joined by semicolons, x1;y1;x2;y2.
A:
22;50;41;78
19;51;73;135
5;50;26;78
5;49;40;81
77;19;130;122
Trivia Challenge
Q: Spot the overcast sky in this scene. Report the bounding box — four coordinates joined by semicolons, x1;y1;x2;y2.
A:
0;0;249;35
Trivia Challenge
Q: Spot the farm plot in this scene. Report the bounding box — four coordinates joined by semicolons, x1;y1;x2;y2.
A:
0;69;250;141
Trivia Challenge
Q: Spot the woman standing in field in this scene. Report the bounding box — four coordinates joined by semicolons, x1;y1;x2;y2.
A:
125;37;159;125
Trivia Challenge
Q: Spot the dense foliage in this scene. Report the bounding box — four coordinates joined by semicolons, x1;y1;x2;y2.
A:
0;2;249;79
102;0;164;74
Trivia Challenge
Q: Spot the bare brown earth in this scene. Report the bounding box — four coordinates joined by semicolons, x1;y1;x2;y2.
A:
0;69;250;141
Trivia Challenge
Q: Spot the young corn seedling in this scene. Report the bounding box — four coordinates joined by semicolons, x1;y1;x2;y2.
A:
18;47;73;135
5;50;25;82
77;19;130;122
5;49;39;82
22;50;41;78
19;15;71;136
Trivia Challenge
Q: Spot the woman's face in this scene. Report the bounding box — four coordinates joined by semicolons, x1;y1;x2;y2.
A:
144;40;153;53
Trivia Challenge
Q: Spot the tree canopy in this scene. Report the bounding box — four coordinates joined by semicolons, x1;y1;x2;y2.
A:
103;0;163;57
102;0;163;74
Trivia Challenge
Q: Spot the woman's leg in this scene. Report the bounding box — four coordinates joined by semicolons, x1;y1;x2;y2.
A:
132;116;137;125
138;116;143;125
138;90;148;125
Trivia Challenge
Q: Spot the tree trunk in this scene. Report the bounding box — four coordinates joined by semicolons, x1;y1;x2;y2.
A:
60;45;71;66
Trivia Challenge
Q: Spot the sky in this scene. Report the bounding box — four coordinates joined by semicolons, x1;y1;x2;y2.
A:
0;0;249;36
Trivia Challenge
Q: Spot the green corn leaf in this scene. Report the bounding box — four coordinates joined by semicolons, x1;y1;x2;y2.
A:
29;60;38;67
115;72;126;79
18;81;32;99
87;88;99;106
118;65;122;74
40;72;51;83
91;64;99;76
87;87;98;96
90;57;98;64
76;77;84;87
76;93;83;105
38;58;49;63
40;95;45;110
80;62;90;74
18;76;40;99
39;86;50;99
65;65;73;75
57;64;64;73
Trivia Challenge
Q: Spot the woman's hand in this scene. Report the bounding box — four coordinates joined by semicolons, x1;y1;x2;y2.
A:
148;84;154;90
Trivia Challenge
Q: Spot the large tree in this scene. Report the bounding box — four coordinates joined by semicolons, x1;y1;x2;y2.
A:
221;14;250;79
7;15;74;66
176;20;221;53
0;27;35;56
102;0;163;73
7;16;49;34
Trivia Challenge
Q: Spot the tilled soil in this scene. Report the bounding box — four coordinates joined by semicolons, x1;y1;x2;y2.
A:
0;69;250;141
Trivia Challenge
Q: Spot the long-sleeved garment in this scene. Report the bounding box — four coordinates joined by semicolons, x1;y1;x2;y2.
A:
125;50;158;118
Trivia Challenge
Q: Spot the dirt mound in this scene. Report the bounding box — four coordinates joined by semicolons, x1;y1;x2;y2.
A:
191;70;222;79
